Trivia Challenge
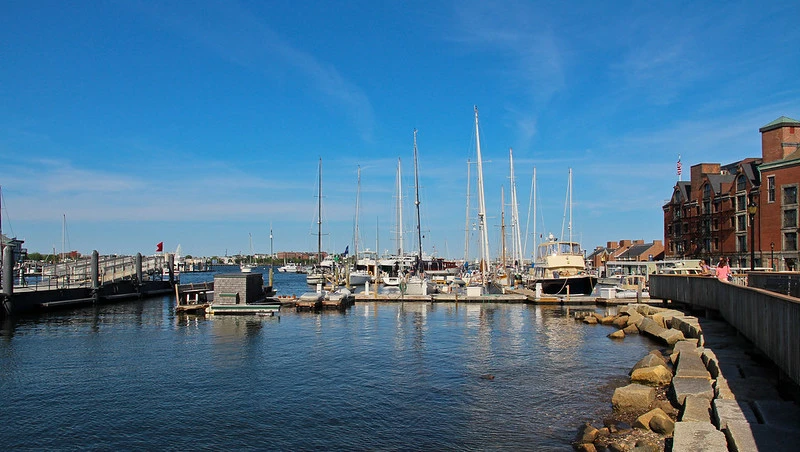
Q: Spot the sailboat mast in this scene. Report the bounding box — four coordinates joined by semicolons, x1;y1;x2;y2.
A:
317;158;323;265
464;159;471;263
533;167;537;260
413;129;423;273
474;106;491;275
569;168;573;244
396;158;403;259
354;165;361;262
509;147;523;268
501;186;506;272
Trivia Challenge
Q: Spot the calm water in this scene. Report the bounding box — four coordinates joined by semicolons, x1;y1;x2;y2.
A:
0;268;658;450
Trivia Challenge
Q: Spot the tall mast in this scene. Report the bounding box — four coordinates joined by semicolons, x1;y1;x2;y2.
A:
413;129;423;273
317;158;323;265
501;186;506;272
395;158;404;259
569;168;573;244
474;106;491;276
509;147;523;268
0;185;3;282
354;165;361;262
533;167;537;259
464;159;471;263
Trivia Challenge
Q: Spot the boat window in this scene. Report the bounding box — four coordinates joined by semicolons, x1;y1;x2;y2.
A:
560;243;571;254
572;244;581;254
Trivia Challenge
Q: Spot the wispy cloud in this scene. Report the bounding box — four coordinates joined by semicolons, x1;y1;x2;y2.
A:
448;1;565;147
132;0;375;141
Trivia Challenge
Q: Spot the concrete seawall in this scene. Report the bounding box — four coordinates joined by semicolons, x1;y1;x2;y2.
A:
649;274;800;387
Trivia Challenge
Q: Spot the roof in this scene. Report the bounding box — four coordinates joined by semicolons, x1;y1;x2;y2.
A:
706;173;735;195
617;243;654;260
759;116;800;133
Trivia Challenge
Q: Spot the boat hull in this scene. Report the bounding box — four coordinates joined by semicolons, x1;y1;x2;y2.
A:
527;275;597;295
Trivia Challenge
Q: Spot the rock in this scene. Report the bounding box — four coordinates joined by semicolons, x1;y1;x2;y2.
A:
607;442;628;452
604;419;632;434
655;399;679;418
575;422;599;443
626;310;644;328
713;399;758;430
633;407;669;430
612;316;628;328
601;315;616;325
657;328;685;345
638;317;667;338
583;316;598;325
631;365;673;386
575;443;596;452
671;315;702;339
672;340;700;356
649;414;675;435
630;353;668;374
670;376;714;406
672;421;727;451
623;324;639;335
675;351;711;380
680;395;711;422
612;384;656;411
608;329;625;339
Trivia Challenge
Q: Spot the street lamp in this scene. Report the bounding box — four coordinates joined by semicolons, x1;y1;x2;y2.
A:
748;201;758;271
770;241;775;271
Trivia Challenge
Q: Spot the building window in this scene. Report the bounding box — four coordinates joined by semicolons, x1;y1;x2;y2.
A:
713;200;720;212
703;238;711;252
785;186;798;205
785;209;798;229
731;217;736;229
712;219;719;231
714;238;719;251
737;194;746;211
737;235;747;252
737;215;747;232
703;200;710;214
768;176;775;203
786;232;798;251
673;189;683;203
703;183;711;199
737;175;746;192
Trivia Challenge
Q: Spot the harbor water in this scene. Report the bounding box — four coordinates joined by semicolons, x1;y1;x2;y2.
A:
0;268;659;450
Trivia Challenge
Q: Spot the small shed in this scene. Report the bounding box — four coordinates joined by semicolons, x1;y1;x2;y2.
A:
213;273;265;305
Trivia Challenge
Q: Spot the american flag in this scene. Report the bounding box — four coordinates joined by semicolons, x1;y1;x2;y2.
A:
677;157;682;176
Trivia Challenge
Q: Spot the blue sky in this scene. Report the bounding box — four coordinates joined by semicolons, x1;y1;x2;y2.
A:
2;1;799;259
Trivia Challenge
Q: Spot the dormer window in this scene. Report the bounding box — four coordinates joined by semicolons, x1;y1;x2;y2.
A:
703;183;711;199
673;189;683;203
737;175;747;192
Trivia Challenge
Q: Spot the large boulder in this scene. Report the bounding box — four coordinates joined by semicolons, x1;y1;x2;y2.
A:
626;310;644;328
680;395;711;422
630;353;668;374
612;316;628;328
633;407;670;430
638;317;667;338
574;422;599;443
623;324;639;335
612;383;656;411
631;365;673;386
672;422;727;451
608;329;625;339
649;414;675;435
657;328;686;345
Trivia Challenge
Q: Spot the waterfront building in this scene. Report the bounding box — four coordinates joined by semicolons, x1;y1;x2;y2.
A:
587;239;664;270
663;116;800;270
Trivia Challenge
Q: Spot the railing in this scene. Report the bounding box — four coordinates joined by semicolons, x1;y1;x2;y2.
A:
16;255;168;291
650;274;800;386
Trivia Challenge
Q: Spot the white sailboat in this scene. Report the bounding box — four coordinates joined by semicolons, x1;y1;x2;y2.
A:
240;233;255;273
350;166;372;286
383;158;405;286
306;158;328;286
403;128;431;296
469;106;491;294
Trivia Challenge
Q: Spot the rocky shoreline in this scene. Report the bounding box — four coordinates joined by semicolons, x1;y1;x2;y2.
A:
571;303;800;452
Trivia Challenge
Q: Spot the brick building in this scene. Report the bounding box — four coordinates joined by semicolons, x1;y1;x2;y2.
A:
587;239;664;269
663;116;800;270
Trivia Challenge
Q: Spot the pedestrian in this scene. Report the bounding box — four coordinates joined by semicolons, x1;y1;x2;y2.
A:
699;260;711;275
716;257;731;282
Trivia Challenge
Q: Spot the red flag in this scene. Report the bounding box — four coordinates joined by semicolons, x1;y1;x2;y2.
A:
156;242;163;252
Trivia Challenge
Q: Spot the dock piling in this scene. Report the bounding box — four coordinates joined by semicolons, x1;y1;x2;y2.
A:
3;246;13;297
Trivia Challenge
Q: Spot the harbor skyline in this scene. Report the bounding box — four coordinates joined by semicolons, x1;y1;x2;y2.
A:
2;1;798;258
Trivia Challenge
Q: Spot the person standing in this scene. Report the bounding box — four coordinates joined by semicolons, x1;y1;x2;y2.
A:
716;257;731;282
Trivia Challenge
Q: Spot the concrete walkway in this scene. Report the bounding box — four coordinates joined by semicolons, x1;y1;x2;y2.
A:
672;314;800;451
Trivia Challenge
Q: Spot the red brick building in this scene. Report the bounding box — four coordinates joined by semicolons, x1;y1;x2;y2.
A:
663;116;800;270
587;239;664;269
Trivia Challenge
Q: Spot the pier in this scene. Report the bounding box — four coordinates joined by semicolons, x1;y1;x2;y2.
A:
1;249;175;316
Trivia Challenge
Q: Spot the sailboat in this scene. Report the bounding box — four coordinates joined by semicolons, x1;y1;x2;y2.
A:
306;158;328;286
349;166;372;286
527;169;597;295
240;233;255;273
467;106;492;295
403;129;432;296
382;158;405;286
